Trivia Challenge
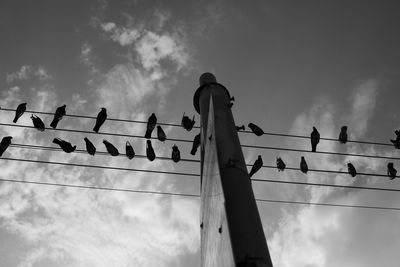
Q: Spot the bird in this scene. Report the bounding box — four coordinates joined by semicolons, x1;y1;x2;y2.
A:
13;103;26;123
52;138;76;153
0;136;12;157
390;130;400;149
126;141;135;159
300;156;308;174
190;133;201;155
103;140;119;156
93;108;107;133
387;162;397;180
236;125;245;131
171;144;180;163
145;113;157;139
249;155;263;177
347;162;357;177
338;126;348;144
311;127;320;152
50;104;66;129
146;140;156;161
248;123;264;136
157;125;167;142
276;157;286;172
84;137;96;155
31;114;45;131
181;113;195;131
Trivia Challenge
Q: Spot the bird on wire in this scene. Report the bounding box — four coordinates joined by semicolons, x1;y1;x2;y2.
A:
52;138;76;153
13;103;26;123
50;104;66;129
338;126;348;144
0;136;12;157
31;114;45;131
103;140;119;156
390;130;400;149
146;140;156;161
249;155;263;178
157;125;167;142
181;113;195;131
387;162;397;180
126;141;135;159
347;162;357;177
248;123;264;136
145;113;157;139
300;156;308;174
276;157;286;172
93;108;107;133
311;127;320;152
190;133;201;155
84;137;96;155
171;144;181;163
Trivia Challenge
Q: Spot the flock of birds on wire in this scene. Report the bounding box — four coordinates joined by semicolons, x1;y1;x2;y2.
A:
0;103;398;180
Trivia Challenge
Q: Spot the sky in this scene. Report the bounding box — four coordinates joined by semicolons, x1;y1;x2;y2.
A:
0;0;400;266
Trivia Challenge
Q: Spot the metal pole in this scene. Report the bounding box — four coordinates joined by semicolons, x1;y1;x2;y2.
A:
194;73;273;267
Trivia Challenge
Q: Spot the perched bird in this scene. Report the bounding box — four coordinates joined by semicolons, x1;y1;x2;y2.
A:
146;140;156;161
387;162;397;180
310;127;320;152
50;104;66;129
181;113;195;131
249;155;263;178
157;125;167;142
13;103;26;123
236;125;245;131
31;114;45;131
145;113;157;139
171;144;181;163
347;162;357;177
103;140;119;156
190;133;201;155
276;157;286;172
93;108;107;133
126;141;135;159
0;136;12;157
248;123;264;136
300;156;308;174
390;130;400;149
52;138;76;153
84;137;96;155
338;126;348;144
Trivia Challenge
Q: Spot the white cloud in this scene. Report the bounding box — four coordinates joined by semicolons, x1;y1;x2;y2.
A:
5;65;52;84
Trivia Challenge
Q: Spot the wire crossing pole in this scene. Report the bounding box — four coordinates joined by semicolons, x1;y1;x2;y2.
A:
194;73;273;267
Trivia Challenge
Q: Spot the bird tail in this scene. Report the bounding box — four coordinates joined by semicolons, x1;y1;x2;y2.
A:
50;119;58;129
249;171;254;178
13;117;17;123
93;124;99;133
311;145;316;152
190;147;197;155
145;129;152;139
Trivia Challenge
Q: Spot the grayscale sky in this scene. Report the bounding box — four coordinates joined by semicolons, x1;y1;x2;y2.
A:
1;1;400;266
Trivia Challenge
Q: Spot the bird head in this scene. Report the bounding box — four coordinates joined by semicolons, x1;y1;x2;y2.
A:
3;136;12;142
101;107;106;111
388;162;393;168
22;103;27;106
313;126;317;131
248;123;253;127
62;104;66;108
102;139;108;144
173;144;177;149
342;126;347;131
301;156;305;160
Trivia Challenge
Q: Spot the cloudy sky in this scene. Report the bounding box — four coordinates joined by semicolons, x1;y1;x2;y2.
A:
1;1;400;266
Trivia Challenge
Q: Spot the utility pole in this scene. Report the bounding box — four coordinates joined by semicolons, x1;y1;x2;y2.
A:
193;73;273;267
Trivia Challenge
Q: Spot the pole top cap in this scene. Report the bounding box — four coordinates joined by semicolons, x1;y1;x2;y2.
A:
199;72;217;86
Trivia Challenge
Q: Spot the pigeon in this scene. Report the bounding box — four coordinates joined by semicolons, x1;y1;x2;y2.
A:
311;127;320;152
145;113;157;139
84;137;96;155
300;156;308;174
103;140;119;156
390;130;400;149
13;103;26;123
50;104;66;129
126;141;135;159
93;108;107;133
347;162;357;177
276;157;286;172
190;133;201;155
157;125;167;142
146;140;155;161
0;136;12;157
52;138;76;153
236;125;245;131
249;155;263;177
387;162;397;180
171;144;180;163
181;113;195;131
248;123;264;136
31;114;45;131
338;126;348;144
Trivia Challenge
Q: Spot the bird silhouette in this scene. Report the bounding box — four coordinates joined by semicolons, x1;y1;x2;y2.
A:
13;103;26;123
236;125;245;131
84;137;96;155
311;127;320;152
145;113;157;139
338;126;348;144
387;162;397;180
0;136;12;157
171;144;181;163
52;138;76;153
347;162;357;177
50;104;66;129
276;157;286;172
190;133;201;155
300;156;308;174
157;125;167;142
103;140;119;156
146;140;156;161
248;123;264;136
93;108;107;133
181;113;195;131
126;141;135;159
31;114;45;131
390;130;400;149
249;155;263;177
